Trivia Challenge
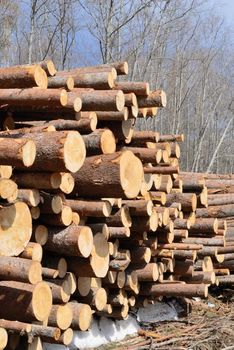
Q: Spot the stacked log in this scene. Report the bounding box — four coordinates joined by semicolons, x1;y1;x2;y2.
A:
0;59;230;349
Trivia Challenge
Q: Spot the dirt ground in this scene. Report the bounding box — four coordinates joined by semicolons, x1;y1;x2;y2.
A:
98;288;234;350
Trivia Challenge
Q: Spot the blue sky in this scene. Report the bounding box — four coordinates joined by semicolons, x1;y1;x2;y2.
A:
211;0;234;25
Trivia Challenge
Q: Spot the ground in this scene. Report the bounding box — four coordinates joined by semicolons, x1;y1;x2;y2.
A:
98;288;234;350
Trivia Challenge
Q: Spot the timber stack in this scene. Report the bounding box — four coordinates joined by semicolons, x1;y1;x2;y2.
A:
0;59;231;350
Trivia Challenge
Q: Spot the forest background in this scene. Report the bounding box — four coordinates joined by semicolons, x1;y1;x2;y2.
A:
0;0;233;173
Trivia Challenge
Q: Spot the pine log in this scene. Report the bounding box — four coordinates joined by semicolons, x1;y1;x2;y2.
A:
0;137;36;167
166;193;197;212
0;178;17;202
96;108;129;121
12;130;86;173
140;283;208;298
0;88;67;106
21;60;57;76
70;89;124;111
17;189;40;207
83;129;116;155
137;90;166;108
131;210;158;233
46;279;71;303
69;302;92;331
0;257;41;284
108;226;130;238
47;75;74;89
48;304;73;330
19;242;43;262
0;202;32;256
196;204;234;218
131;130;159;145
40;206;73;226
98;119;134;144
0;281;52;322
0;65;48;88
44;225;93;257
0;319;32;335
42;256;67;278
114;82;149;95
39;193;64;214
0;165;12;179
67;234;109;278
71;151;143;199
31;225;48;246
78;287;107;311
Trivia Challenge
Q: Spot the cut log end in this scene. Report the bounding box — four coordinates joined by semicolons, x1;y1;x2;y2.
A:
78;226;94;258
0;328;8;349
120;151;143;198
0;202;32;256
29;261;42;284
116;90;125;111
22;139;36;167
64;131;86;173
34;66;48;89
32;282;52;321
60;89;68;106
101;129;116;154
74;97;82;112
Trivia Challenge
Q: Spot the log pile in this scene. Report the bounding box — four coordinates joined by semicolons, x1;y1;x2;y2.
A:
0;59;232;349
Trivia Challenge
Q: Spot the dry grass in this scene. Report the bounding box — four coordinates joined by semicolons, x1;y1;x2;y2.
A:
99;291;234;350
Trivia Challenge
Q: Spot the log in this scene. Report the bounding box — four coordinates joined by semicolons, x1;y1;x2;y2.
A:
46;279;71;303
0;65;48;88
12;130;86;173
0;281;52;322
114;81;149;95
78;287;107;311
122;200;153;216
108;226;130;238
42;267;59;279
196;204;234;218
68;71;115;89
166;193;197;212
0;319;32;335
82;129;116;155
131;210;158;233
46;116;97;134
71;151;143;199
129;263;158;282
0;137;36;167
69;302;93;331
31;225;48;246
98;119;134;144
104;206;132;227
0;256;42;284
189;218;218;234
123;147;158;164
30;324;61;342
39;193;64;214
100;61;128;75
144;165;179;175
13;172;63;191
131;130;159;144
42;256;67;278
66;199;112;217
70;89;125;111
0;178;17;202
20;242;42;262
137;90;166;108
0;202;32;257
47;75;74;90
40;206;73;226
0;165;12;179
44;225;93;257
17;189;40;207
67;234;109;278
0;88;67;106
21;60;57;76
48;304;73;330
140;283;208;298
96;108;129;121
